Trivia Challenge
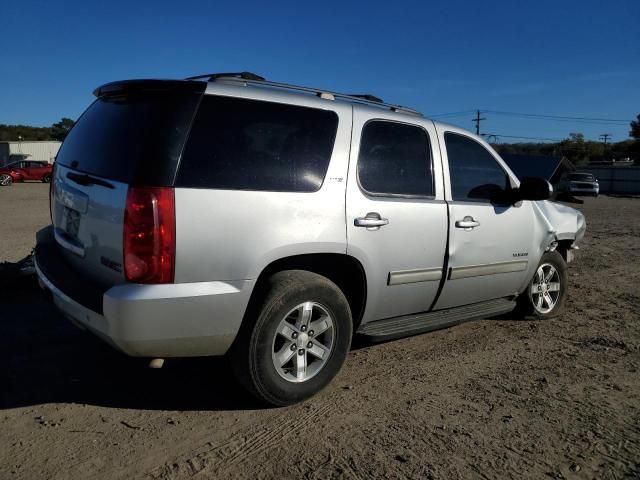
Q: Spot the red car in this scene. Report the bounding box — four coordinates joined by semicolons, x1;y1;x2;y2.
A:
0;160;53;186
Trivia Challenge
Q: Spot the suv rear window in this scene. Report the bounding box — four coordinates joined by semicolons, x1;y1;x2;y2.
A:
56;88;202;185
176;95;339;192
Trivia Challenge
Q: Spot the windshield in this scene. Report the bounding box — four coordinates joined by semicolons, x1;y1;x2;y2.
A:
569;173;595;181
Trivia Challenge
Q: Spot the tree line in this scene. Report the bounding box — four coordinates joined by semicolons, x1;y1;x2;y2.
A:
0;118;75;142
489;113;640;165
493;134;637;165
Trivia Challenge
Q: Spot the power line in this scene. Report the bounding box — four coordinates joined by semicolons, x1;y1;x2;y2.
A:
482;133;563;142
429;109;629;125
483;110;629;124
429;110;476;118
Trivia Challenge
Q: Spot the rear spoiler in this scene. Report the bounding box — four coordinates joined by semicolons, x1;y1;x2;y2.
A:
93;79;207;98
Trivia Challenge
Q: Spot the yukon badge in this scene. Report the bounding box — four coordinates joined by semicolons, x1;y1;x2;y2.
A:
513;252;529;258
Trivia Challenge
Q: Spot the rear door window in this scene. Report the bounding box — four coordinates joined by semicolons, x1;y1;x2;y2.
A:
357;120;433;197
176;95;339;192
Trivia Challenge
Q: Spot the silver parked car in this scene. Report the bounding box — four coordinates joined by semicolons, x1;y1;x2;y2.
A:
558;172;600;197
35;73;586;405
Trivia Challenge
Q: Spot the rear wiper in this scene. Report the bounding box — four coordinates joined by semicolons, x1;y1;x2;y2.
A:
66;172;115;189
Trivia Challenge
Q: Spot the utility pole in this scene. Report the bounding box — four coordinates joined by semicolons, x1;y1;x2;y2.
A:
599;133;611;145
472;110;486;135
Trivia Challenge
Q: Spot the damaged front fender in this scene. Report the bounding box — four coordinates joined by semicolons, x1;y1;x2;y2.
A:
532;200;585;252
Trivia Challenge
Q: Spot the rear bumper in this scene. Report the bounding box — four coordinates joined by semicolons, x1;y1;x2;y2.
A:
35;227;253;357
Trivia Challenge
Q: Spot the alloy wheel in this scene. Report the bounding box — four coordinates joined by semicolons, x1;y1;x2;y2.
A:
271;301;335;383
530;263;561;314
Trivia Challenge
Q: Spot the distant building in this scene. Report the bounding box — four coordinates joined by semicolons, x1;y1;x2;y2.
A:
589;157;634;166
500;154;575;186
0;141;61;166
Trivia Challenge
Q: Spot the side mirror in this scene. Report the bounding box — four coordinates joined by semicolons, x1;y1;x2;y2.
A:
515;176;553;201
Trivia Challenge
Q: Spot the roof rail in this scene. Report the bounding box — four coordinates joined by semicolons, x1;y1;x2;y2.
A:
185;71;265;81
347;94;384;103
190;73;421;116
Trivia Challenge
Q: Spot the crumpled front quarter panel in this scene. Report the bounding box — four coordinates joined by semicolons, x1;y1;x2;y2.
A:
533;200;580;241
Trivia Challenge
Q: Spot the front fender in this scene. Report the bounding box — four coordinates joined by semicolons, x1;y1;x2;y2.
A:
533;200;582;243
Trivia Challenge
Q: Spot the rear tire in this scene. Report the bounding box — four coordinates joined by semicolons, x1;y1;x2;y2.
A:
516;251;568;319
230;270;352;406
0;174;13;186
42;174;51;183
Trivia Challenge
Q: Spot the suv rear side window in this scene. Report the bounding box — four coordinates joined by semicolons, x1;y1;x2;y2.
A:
445;132;510;203
176;96;339;192
357;121;433;197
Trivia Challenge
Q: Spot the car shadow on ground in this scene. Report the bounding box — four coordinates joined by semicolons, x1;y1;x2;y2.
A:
0;266;267;412
0;262;525;413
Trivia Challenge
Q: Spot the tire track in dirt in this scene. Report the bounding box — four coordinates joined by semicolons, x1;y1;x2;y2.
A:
148;401;338;479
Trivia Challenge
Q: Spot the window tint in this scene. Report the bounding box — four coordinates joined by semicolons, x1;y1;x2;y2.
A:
176;96;339;192
56;90;201;185
357;121;433;196
445;132;510;202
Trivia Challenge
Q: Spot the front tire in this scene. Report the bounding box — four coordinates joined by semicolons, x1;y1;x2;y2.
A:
0;174;13;186
516;251;568;319
231;270;352;406
42;174;51;183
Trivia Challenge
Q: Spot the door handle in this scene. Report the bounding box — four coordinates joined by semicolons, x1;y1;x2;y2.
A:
354;212;389;230
455;216;480;231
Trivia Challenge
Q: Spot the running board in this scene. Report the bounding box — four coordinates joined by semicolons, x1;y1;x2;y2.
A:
357;298;516;342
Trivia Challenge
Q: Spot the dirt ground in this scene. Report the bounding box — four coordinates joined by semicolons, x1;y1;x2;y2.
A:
1;185;639;480
0;183;51;262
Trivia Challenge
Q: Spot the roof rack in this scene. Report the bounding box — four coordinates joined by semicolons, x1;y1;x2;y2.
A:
347;94;384;103
185;72;422;116
185;72;265;81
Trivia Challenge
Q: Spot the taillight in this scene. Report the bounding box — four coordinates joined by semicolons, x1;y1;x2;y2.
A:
123;186;175;283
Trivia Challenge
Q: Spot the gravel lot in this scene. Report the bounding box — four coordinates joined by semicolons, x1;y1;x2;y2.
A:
0;183;51;262
1;184;639;479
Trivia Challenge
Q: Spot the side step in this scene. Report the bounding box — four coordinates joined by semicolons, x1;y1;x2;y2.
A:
357;298;516;342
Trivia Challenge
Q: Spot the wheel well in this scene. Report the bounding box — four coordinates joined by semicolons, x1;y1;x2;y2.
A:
247;254;367;330
555;239;573;262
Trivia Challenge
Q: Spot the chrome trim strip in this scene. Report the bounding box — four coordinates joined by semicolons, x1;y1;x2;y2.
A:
388;267;443;286
449;260;528;280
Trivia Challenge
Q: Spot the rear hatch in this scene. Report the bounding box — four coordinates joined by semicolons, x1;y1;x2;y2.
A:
51;80;204;287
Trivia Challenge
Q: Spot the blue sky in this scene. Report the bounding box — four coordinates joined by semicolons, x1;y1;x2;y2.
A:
1;0;638;142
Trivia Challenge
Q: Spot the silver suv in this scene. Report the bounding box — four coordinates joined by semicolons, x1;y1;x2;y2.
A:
35;72;586;405
559;172;600;197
